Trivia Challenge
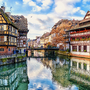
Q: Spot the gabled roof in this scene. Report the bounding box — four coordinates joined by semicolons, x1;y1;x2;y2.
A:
41;32;50;39
66;24;90;32
79;11;90;24
11;15;29;32
0;9;18;29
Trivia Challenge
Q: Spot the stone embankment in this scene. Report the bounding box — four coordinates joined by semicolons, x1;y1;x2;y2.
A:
0;54;26;66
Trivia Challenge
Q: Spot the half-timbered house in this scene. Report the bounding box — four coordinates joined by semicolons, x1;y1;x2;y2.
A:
11;15;29;53
0;6;18;55
67;11;90;57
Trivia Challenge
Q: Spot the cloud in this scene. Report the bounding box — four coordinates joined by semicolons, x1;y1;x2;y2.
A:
23;0;30;4
23;0;85;39
54;0;83;15
25;13;56;39
83;0;90;4
23;0;53;12
27;59;52;80
29;0;36;6
41;0;53;9
15;2;20;5
80;10;86;15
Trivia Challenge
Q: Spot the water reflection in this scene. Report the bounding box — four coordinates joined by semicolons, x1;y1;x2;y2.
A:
27;50;90;90
27;58;56;90
0;50;90;90
0;61;28;90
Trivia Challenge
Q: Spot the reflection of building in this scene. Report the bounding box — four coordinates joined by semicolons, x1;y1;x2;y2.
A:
70;57;90;87
70;57;90;72
0;69;19;90
0;61;28;90
0;6;18;55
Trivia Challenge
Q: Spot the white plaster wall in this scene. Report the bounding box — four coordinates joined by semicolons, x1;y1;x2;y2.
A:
71;45;72;52
71;51;90;55
87;46;89;52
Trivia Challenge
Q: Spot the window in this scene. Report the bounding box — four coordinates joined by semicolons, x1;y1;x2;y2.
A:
79;63;81;69
79;46;81;52
72;61;77;67
0;48;4;51
23;41;26;44
83;63;87;70
4;36;7;41
8;48;10;51
9;26;12;31
0;25;4;30
72;46;77;51
0;36;4;41
21;40;23;42
83;45;87;52
15;29;17;34
15;38;16;42
0;26;1;30
12;27;14;32
4;25;6;30
2;26;3;30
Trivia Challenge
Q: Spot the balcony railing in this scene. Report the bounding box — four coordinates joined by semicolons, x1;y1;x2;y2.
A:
0;30;17;37
70;40;90;44
70;31;90;37
0;41;17;46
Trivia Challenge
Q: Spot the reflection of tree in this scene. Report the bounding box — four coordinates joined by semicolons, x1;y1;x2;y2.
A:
52;65;71;87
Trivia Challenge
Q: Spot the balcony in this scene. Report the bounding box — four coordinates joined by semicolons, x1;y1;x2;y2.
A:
70;40;90;44
70;31;90;37
0;30;17;37
0;41;17;46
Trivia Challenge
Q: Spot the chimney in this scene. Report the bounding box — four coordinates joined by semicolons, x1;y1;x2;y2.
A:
1;6;5;12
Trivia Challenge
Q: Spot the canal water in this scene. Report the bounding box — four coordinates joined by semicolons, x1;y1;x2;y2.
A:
0;51;90;90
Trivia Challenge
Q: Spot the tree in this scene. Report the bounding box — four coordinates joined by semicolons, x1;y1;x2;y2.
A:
51;20;72;50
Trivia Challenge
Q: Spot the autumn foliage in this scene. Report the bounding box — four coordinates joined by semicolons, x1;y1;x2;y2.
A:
51;20;72;50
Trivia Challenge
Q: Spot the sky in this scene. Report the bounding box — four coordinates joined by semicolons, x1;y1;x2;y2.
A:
0;0;90;39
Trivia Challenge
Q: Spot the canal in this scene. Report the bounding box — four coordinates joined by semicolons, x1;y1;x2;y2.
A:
0;50;90;90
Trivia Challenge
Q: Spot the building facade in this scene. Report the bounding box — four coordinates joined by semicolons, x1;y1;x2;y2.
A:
11;15;29;53
51;19;79;50
68;11;90;56
0;6;18;55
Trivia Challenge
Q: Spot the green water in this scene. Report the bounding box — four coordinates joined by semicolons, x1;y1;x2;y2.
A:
0;51;90;90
